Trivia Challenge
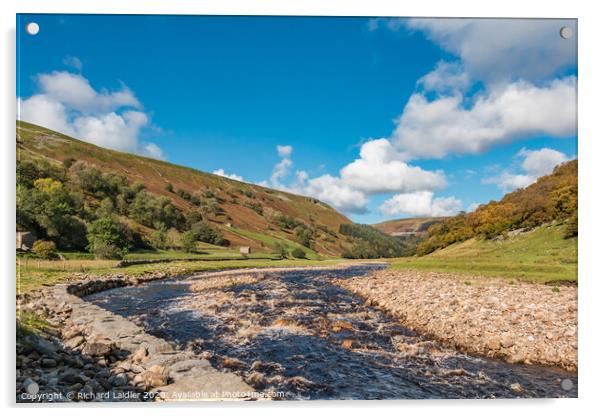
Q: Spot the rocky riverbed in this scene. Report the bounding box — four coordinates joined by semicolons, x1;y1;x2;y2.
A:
337;269;577;371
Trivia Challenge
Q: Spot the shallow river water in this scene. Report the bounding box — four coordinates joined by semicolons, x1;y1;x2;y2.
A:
85;265;577;399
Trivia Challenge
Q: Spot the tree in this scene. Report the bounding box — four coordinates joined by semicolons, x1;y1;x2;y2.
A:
181;230;199;253
151;222;168;249
295;225;313;248
87;216;130;259
273;242;288;259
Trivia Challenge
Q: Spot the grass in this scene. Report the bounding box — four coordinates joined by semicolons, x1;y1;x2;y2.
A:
16;310;55;340
228;227;321;260
17;257;353;293
388;224;577;283
122;248;279;261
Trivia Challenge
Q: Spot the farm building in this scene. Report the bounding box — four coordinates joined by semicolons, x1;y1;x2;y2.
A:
239;246;252;255
16;231;36;251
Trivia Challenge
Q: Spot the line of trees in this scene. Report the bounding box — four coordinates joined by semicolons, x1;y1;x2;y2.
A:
339;223;419;259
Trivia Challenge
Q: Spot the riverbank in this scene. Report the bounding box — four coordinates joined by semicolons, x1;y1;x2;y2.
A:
17;257;356;293
337;269;577;371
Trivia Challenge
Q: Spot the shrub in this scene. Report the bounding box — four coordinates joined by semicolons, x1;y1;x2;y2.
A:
291;247;306;258
32;240;58;259
165;183;174;193
87;216;129;259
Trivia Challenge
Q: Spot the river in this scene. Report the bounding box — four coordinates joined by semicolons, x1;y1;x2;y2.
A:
84;265;577;399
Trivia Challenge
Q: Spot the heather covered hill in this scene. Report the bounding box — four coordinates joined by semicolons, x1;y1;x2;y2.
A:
373;217;446;237
16;121;352;257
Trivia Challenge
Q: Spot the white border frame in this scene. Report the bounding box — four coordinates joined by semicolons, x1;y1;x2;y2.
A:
2;1;600;415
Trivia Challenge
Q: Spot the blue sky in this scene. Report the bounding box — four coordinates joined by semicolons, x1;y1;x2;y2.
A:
17;15;577;224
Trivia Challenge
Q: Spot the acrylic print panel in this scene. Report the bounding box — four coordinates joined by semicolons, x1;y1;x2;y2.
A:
16;14;577;402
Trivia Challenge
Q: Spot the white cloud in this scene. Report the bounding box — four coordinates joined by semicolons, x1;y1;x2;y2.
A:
483;147;569;191
63;56;83;71
142;143;166;161
379;191;462;217
405;18;576;83
392;77;576;159
340;139;447;194
518;147;569;177
276;145;293;157
212;169;244;182
417;61;470;94
37;71;140;113
18;94;72;135
262;140;451;214
271;157;292;187
17;70;164;159
297;174;369;214
483;172;534;191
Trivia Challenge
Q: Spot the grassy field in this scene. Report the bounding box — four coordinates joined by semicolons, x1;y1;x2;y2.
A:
389;224;577;283
228;227;321;259
17;257;353;293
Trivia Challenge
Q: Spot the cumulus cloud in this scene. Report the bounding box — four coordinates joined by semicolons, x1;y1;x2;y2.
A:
518;147;569;177
483;147;569;191
392;77;576;159
417;61;470;94
213;169;245;182
17;70;163;159
340;139;446;194
379;191;462;217
36;71;140;113
294;174;369;214
261;140;449;214
390;18;577;83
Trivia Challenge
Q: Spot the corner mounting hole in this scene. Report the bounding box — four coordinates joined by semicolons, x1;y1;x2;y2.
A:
26;22;40;36
560;26;572;40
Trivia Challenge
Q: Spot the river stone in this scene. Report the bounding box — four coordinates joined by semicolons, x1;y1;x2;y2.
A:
140;365;170;388
41;358;57;368
131;346;148;363
501;336;515;348
109;373;128;387
64;335;85;349
82;338;114;357
487;337;501;351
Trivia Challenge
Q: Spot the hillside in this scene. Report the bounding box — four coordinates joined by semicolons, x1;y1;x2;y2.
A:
417;160;577;256
390;224;577;283
16;121;352;257
373;217;446;237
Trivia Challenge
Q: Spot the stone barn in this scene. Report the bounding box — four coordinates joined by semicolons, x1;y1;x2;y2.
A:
16;231;36;251
239;246;252;255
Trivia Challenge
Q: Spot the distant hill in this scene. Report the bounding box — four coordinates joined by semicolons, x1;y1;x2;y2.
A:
373;217;447;237
417;160;577;255
16;121;352;256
